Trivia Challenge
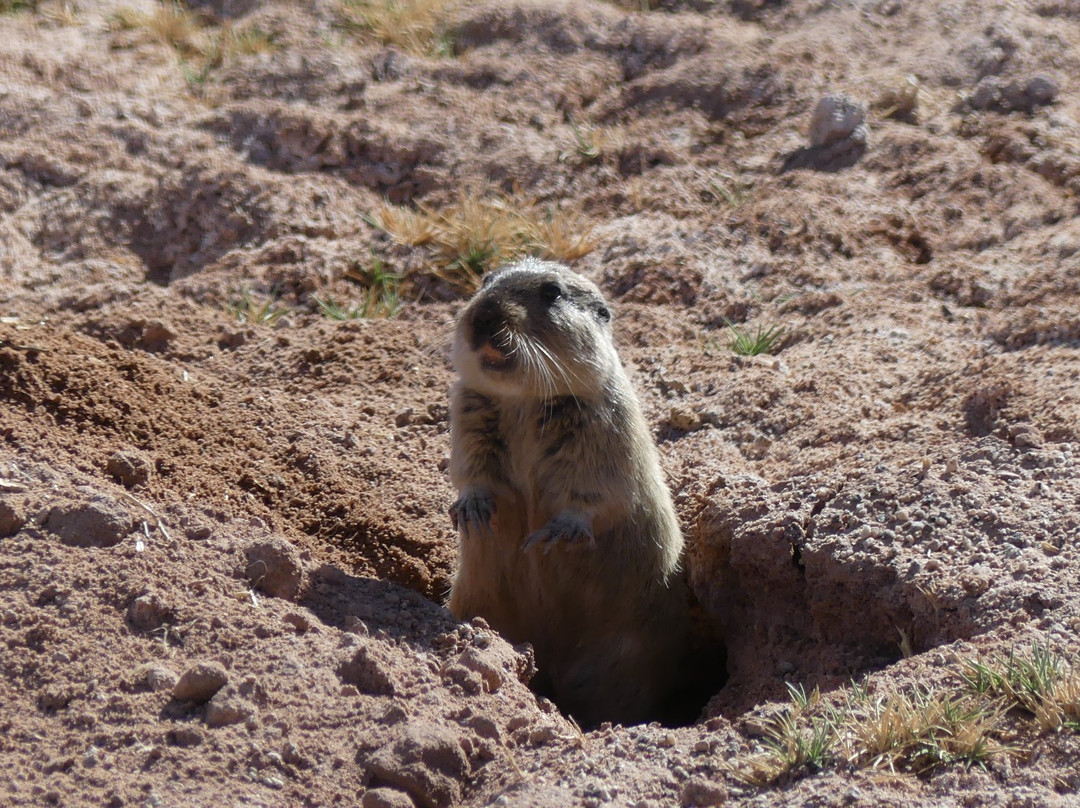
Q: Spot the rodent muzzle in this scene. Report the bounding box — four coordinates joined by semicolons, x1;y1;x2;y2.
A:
468;297;516;371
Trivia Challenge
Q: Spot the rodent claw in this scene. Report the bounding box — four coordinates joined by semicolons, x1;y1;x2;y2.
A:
523;518;594;551
450;491;494;536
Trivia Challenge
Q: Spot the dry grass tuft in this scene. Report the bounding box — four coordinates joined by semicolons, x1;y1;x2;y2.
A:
227;289;287;326
340;0;454;57
735;676;1019;786
200;22;276;67
962;642;1080;733
559;121;624;165
372;191;594;294
112;1;202;54
320;255;402;319
846;688;1013;773
111;2;276;87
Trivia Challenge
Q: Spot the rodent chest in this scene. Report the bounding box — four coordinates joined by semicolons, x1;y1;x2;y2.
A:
498;398;595;498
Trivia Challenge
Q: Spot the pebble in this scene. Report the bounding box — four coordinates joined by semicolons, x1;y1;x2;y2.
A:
808;93;868;148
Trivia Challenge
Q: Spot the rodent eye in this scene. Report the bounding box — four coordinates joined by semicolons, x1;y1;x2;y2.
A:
538;281;562;305
595;305;611;322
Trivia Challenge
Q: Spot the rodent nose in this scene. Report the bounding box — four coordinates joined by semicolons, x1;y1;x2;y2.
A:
469;298;506;350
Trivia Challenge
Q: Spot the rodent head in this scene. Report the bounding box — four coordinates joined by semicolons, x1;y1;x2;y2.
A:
452;258;619;400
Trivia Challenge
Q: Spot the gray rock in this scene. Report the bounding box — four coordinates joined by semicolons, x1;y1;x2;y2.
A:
808;94;868;149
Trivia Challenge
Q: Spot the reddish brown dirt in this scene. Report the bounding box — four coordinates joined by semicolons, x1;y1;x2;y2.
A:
3;1;1080;806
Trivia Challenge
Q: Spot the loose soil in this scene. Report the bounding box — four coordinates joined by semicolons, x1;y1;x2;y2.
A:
2;1;1080;806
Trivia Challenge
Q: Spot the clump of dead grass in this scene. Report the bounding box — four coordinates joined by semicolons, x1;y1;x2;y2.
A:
736;677;1016;786
339;0;454;57
844;688;1013;773
370;191;595;294
559;121;624;166
962;642;1080;733
111;1;203;54
736;644;1080;789
110;2;276;87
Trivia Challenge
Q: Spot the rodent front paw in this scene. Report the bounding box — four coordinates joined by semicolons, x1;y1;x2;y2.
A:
523;513;594;552
450;488;494;536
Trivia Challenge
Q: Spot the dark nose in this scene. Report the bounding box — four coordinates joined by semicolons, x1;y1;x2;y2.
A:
469;298;506;350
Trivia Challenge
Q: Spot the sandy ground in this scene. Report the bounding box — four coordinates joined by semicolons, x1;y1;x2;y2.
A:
2;0;1080;805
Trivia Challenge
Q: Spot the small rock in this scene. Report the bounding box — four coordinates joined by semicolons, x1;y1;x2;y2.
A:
338;642;396;695
362;787;417;808
106;451;151;488
204;685;255;727
455;647;504;693
394;408;414;428
173;661;228;703
128;592;172;631
244;537;304;600
969;74;1058;113
668;406;702;433
140;321;175;351
45;497;136;548
0;500;26;537
365;724;470;808
527;724;558;745
166;725;204;747
283;611;312;632
809;94;868;149
681;777;728;806
136;663;179;693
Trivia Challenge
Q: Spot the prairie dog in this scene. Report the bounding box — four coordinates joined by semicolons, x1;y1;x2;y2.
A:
447;258;689;727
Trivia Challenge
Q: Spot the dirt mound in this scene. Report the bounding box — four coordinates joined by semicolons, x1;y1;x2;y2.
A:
2;0;1080;805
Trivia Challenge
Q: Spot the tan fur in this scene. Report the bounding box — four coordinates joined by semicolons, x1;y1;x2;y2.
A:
447;258;689;726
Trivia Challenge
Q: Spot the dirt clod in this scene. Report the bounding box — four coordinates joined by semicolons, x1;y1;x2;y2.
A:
173;662;229;704
681;778;728;807
45;497;136;548
0;500;26;537
338;642;397;696
362;788;418;808
127;592;173;631
106;451;152;489
135;664;180;693
366;724;470;808
244;536;304;600
204;684;255;727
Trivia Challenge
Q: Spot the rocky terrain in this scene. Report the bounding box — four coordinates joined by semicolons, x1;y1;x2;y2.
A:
2;0;1080;805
